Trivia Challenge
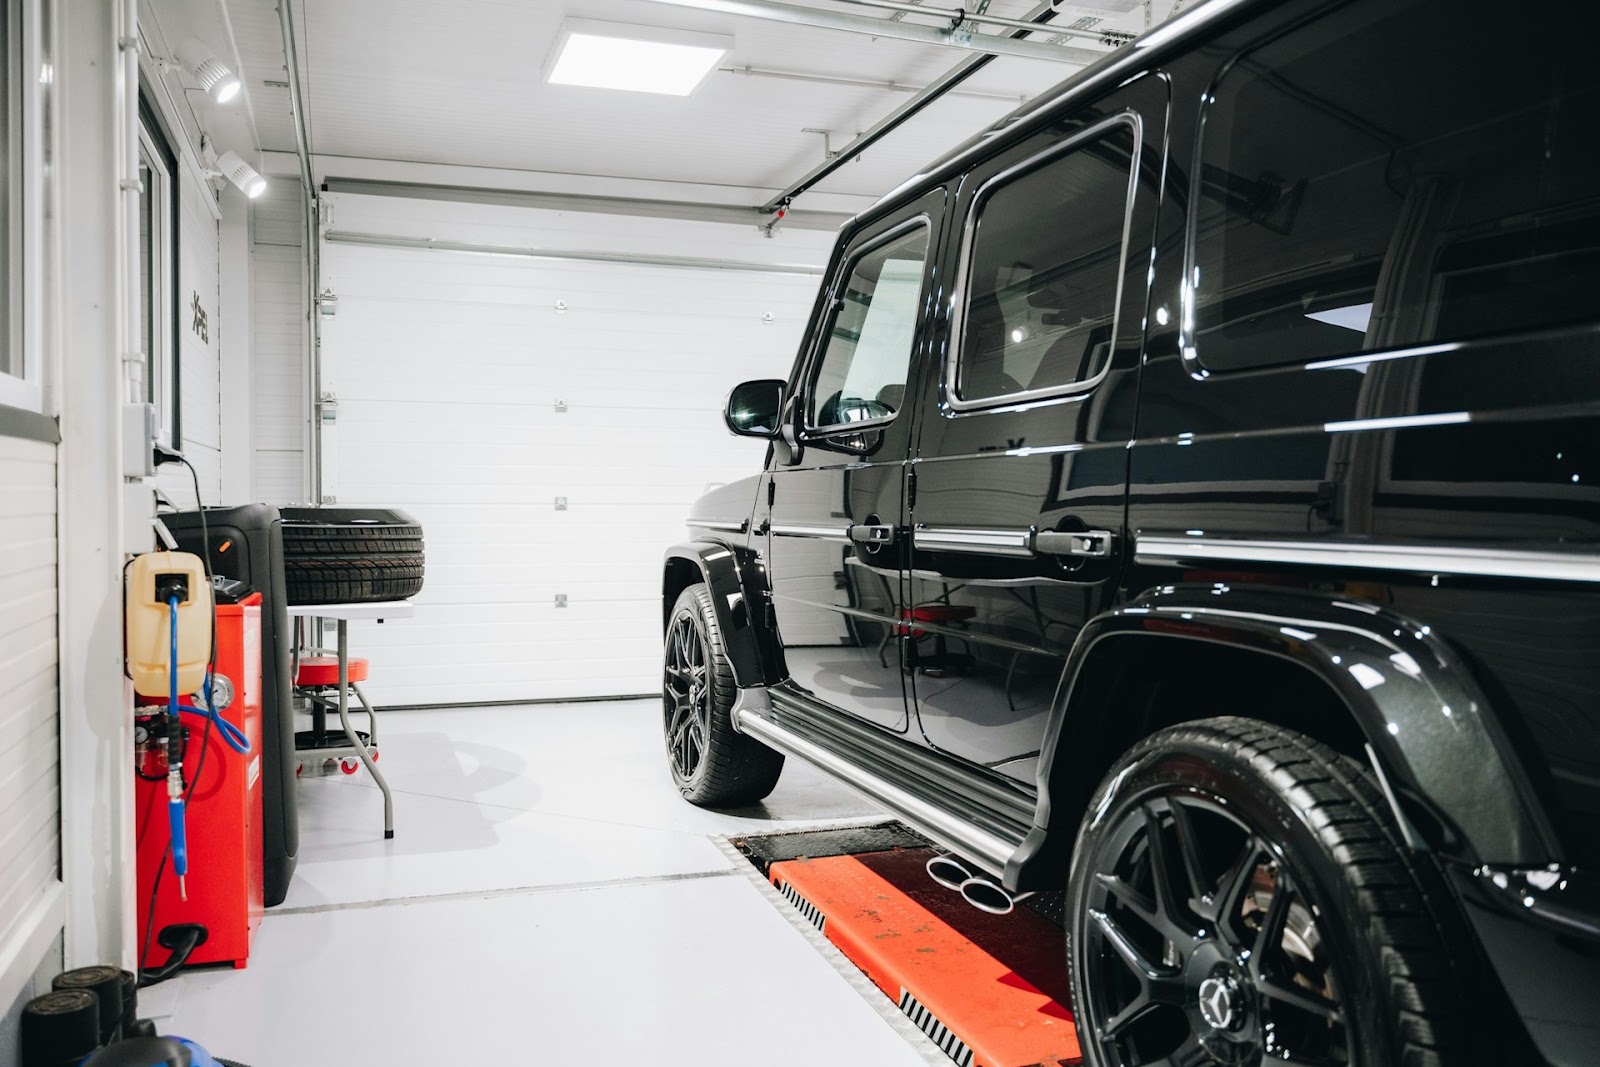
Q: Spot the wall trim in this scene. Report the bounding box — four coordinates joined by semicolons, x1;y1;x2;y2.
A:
0;403;60;444
0;882;66;1021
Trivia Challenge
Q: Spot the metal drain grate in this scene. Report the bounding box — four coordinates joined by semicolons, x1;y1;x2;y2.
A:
776;880;826;932
898;988;975;1067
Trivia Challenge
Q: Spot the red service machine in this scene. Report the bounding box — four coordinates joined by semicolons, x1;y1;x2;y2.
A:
135;594;265;970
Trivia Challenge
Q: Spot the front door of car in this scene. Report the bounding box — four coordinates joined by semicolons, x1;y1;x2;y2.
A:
763;191;946;731
907;87;1164;781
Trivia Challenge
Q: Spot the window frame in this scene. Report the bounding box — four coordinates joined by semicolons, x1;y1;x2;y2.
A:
136;96;179;446
800;213;934;437
944;111;1143;414
0;0;48;417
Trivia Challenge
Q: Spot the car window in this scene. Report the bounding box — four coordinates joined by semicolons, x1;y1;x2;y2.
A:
807;223;930;430
1191;0;1600;373
955;122;1137;406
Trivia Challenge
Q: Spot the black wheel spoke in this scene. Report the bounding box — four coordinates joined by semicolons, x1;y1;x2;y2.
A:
1259;976;1345;1025
1214;837;1263;929
1090;908;1164;983
1166;799;1211;912
1094;871;1161;931
1099;989;1153;1039
1140;804;1195;944
1150;1034;1212;1067
1251;867;1293;962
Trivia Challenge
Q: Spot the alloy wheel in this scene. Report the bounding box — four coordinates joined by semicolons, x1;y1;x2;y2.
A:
1081;790;1352;1067
663;611;711;781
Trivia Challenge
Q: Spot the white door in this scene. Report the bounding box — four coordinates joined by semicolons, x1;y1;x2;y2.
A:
320;194;832;705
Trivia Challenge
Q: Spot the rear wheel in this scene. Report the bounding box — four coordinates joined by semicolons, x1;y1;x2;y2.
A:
1067;717;1467;1067
663;585;783;806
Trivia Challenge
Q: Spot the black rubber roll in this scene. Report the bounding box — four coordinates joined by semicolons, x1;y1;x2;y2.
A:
53;966;124;1046
117;969;139;1035
20;990;100;1067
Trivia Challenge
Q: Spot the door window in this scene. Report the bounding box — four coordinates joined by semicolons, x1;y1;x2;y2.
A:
952;121;1138;407
1190;0;1600;373
807;223;930;431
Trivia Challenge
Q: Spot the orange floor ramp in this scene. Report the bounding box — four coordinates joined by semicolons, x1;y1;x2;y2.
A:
769;848;1082;1067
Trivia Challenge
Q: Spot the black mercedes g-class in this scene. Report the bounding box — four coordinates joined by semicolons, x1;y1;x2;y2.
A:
662;1;1599;1063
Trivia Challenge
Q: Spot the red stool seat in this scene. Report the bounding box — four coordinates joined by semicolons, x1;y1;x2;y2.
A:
296;655;370;687
897;603;977;638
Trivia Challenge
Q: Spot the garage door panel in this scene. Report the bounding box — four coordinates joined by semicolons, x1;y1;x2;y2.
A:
327;197;827;703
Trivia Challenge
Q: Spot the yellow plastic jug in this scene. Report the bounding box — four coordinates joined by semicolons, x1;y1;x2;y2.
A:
126;551;213;698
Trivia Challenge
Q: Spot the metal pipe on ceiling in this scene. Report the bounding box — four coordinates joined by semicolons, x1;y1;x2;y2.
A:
754;0;1070;216
635;0;1100;64
837;0;1131;43
720;64;1026;103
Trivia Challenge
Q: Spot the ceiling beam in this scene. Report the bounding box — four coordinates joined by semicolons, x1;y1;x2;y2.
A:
634;0;1105;65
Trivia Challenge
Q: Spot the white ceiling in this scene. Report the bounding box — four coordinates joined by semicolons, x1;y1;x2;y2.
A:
206;0;1157;209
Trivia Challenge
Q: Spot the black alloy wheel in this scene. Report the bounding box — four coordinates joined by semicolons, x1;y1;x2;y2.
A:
661;585;785;806
663;609;711;782
1068;718;1467;1067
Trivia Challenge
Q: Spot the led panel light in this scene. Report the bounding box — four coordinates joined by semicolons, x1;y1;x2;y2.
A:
545;19;732;96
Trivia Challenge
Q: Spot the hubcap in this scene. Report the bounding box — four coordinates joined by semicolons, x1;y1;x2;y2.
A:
662;611;711;782
1197;975;1242;1032
1080;791;1351;1066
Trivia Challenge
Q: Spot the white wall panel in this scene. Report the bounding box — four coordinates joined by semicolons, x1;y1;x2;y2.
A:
0;437;61;983
250;194;307;503
157;171;222;509
323;194;835;704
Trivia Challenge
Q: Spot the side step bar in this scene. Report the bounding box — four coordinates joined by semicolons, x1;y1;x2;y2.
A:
734;699;1022;878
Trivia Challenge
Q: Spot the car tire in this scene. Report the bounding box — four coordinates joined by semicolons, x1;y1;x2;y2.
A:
1066;716;1467;1067
663;584;784;806
279;507;425;606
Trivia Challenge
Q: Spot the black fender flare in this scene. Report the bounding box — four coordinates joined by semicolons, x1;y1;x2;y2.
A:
662;541;786;689
1010;583;1560;887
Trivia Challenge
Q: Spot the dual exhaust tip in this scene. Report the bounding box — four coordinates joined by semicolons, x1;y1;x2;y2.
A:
925;854;1032;915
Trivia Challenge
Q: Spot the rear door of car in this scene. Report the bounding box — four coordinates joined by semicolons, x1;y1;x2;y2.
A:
763;190;947;731
905;78;1167;780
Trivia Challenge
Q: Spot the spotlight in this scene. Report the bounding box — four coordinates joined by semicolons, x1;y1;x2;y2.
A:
173;37;242;104
214;151;267;199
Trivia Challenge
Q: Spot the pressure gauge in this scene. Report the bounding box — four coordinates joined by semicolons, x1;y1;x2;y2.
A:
195;673;236;712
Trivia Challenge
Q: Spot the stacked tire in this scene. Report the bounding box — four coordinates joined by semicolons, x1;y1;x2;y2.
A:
279;507;425;606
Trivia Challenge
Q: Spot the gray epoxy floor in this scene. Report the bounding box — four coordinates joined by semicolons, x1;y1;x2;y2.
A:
152;699;930;1065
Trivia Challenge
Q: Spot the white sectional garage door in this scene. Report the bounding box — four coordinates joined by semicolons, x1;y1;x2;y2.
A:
321;194;833;705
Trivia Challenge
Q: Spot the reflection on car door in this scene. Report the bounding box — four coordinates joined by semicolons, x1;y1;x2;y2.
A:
764;191;946;732
907;85;1165;780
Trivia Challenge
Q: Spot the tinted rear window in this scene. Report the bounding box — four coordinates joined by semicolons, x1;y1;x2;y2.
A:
1191;0;1600;372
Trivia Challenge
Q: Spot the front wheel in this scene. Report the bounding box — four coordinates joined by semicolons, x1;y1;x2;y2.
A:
663;584;784;806
1066;717;1467;1067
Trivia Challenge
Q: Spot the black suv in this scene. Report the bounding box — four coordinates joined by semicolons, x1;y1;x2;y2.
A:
661;1;1599;1063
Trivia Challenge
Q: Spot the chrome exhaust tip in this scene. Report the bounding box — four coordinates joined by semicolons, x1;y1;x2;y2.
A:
925;854;972;892
958;876;1033;916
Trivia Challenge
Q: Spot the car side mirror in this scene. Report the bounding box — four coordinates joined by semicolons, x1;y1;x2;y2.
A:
724;379;787;439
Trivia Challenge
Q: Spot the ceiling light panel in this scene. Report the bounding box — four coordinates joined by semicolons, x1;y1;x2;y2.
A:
546;19;733;96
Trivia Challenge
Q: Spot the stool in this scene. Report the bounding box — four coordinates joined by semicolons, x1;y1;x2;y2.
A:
292;639;395;840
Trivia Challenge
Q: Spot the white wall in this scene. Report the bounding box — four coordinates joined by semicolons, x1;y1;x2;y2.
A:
317;193;836;704
250;189;307;503
0;436;62;1019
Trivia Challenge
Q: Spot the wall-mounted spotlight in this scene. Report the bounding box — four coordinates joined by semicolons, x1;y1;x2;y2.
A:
213;151;267;199
169;37;242;104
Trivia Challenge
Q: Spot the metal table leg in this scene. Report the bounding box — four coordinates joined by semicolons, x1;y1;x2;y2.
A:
335;619;395;839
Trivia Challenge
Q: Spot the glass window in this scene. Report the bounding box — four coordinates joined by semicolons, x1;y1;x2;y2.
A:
137;114;176;444
2;1;16;382
1192;0;1600;373
807;224;929;430
956;124;1135;404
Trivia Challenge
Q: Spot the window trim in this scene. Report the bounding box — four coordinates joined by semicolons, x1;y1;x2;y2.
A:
800;213;933;437
136;94;179;446
944;111;1143;414
0;0;45;417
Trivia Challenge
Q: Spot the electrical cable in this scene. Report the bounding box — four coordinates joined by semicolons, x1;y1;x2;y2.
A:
138;452;224;987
